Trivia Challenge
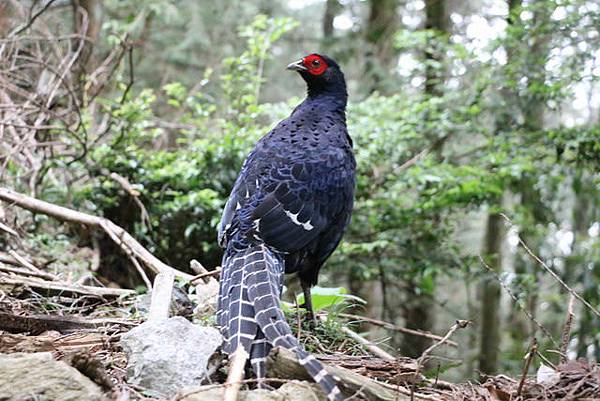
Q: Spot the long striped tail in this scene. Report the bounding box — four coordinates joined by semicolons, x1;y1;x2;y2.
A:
217;244;343;401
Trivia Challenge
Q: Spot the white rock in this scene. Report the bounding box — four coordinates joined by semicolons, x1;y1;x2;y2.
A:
536;363;560;386
121;316;222;397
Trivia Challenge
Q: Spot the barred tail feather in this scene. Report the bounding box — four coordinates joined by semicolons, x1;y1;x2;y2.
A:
219;248;259;355
245;245;343;401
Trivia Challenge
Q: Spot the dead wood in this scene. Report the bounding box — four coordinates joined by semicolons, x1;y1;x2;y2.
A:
148;271;174;321
0;187;193;281
0;262;58;281
0;331;107;353
267;347;421;400
316;354;421;385
0;311;134;334
0;273;134;298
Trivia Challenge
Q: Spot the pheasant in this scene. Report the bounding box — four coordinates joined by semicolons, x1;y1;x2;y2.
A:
217;53;355;401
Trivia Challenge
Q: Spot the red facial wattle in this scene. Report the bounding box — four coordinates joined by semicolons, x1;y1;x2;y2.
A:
303;54;328;76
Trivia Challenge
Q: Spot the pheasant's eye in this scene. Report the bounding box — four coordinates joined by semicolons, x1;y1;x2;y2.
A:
303;54;328;75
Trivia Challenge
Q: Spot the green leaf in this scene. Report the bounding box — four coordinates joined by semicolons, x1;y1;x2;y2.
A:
296;286;366;312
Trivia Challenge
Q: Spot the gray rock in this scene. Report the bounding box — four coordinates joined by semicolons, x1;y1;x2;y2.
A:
0;352;105;401
121;316;222;397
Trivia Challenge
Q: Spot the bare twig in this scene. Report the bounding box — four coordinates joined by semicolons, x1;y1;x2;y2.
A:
130;255;152;291
501;213;600;319
417;320;469;367
0;263;57;281
339;313;457;347
7;250;55;278
516;337;538;397
108;172;151;232
411;320;468;401
0;221;18;237
0;187;192;280
224;346;250;401
479;255;557;346
559;295;576;363
9;0;58;37
190;267;221;283
333;317;396;361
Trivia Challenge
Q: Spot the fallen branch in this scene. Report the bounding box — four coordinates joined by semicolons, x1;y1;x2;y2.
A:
0;221;18;237
0;311;135;335
316;354;420;384
0;331;108;353
339;313;457;347
7;250;54;278
0;187;193;281
0;273;134;298
410;320;469;401
267;347;423;401
0;263;57;281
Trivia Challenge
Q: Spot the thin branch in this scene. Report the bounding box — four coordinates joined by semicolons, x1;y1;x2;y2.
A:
416;320;469;367
190;268;221;283
10;0;58;37
339;313;457;347
479;255;557;346
501;213;600;319
336;323;396;360
517;337;538;397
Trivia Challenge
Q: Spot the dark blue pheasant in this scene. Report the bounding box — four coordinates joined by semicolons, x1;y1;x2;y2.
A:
217;54;355;401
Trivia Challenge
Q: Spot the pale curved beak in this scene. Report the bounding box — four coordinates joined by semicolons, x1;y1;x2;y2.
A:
286;59;307;71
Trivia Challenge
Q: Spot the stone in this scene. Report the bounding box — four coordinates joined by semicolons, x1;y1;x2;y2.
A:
121;316;222;398
0;352;105;401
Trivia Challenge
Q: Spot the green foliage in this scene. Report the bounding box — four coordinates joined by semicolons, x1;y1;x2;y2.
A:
76;16;296;268
294;286;367;313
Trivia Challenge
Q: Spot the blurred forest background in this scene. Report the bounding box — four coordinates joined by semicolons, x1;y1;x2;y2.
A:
0;0;599;382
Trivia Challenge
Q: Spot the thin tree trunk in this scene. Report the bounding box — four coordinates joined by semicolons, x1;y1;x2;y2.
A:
400;0;448;359
479;210;503;376
364;0;398;92
323;0;340;39
424;0;447;97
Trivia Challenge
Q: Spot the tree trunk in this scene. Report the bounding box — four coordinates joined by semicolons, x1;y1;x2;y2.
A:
508;0;554;354
399;0;448;359
74;0;103;76
478;210;503;376
323;0;340;39
364;0;398;92
424;0;447;97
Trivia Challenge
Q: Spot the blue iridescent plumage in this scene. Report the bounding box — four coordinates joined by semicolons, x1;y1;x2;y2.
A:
217;54;355;401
